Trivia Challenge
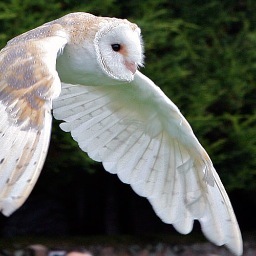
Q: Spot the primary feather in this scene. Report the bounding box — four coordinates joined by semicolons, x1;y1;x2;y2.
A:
0;12;242;256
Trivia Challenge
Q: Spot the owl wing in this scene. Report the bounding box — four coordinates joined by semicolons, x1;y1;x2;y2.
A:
0;24;68;216
53;71;242;256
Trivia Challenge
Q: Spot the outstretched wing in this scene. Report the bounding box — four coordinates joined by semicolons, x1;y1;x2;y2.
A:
53;71;242;255
0;24;68;216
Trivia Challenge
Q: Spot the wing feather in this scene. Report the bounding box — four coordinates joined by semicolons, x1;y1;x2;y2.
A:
0;104;52;215
116;131;150;183
101;125;141;172
0;22;68;216
129;136;160;191
53;71;242;255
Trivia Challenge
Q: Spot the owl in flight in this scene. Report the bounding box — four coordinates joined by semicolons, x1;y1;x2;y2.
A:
0;12;242;255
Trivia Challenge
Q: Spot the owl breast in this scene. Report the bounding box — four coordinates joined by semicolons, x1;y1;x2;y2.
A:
56;43;113;86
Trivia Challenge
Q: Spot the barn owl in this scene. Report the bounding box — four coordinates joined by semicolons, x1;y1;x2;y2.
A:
0;12;242;255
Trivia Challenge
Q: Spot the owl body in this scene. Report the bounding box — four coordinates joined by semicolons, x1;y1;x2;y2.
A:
0;12;243;256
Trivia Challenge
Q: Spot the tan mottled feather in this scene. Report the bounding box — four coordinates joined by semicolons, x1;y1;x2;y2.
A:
0;20;68;215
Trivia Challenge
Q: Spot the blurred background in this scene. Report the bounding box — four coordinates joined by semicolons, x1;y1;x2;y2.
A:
0;0;255;253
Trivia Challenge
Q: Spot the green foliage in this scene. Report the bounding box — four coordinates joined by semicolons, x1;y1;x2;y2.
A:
0;0;255;191
0;0;62;46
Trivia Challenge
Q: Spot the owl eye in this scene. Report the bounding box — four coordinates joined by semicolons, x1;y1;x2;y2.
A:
111;44;121;52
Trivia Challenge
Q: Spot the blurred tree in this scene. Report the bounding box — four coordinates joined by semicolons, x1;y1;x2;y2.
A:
0;0;255;193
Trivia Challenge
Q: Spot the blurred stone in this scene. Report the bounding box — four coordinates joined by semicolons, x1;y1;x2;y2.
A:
26;245;48;256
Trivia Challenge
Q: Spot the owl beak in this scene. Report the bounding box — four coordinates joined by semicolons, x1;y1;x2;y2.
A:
124;61;137;74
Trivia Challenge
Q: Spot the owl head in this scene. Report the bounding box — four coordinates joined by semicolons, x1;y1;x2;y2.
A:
94;21;144;82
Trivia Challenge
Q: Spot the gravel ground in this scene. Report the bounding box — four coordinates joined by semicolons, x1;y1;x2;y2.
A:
90;241;256;256
2;239;256;256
